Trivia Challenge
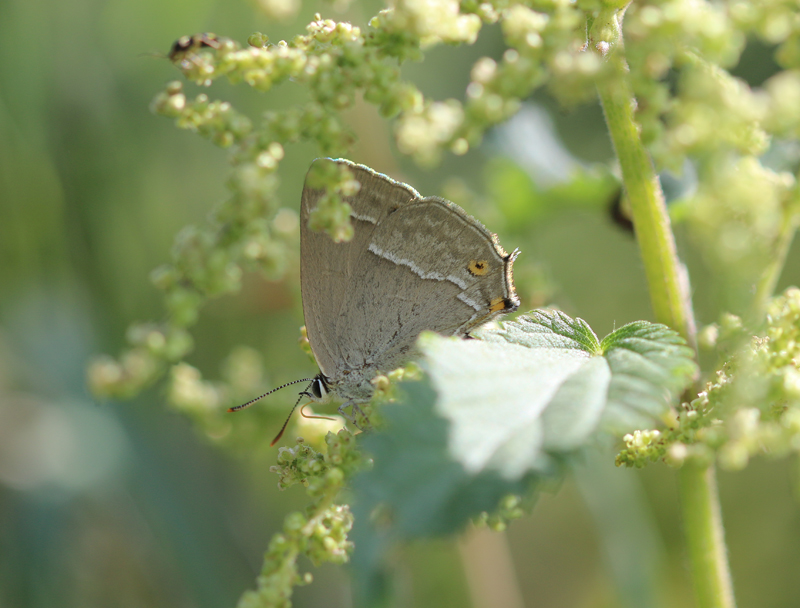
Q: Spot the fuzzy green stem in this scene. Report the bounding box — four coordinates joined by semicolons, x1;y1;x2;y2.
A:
677;465;736;608
593;13;735;608
596;48;694;344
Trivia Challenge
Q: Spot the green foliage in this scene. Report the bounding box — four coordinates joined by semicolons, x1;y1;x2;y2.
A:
617;287;800;471
83;0;800;607
421;311;695;479
485;157;620;227
238;430;362;608
599;319;698;430
89;0;800;399
350;379;534;604
349;310;695;604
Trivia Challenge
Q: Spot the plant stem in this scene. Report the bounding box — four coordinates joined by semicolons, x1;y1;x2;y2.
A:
458;527;525;608
596;45;695;346
593;13;735;608
677;465;736;608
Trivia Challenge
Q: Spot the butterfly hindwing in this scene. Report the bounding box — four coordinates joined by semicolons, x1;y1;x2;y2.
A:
299;158;519;399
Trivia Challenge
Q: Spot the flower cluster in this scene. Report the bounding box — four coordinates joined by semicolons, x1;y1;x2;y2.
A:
90;0;627;403
618;288;800;470
238;431;362;608
88;1;800;604
88;322;193;398
271;430;362;491
618;0;800;314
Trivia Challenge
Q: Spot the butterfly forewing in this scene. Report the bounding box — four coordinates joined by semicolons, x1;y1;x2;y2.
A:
300;159;419;380
299;158;519;400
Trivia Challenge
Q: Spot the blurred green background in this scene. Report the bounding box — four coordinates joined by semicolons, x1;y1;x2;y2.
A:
1;0;799;607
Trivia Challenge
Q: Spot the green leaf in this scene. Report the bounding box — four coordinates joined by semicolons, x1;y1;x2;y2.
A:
485;157;619;229
426;310;697;478
421;320;601;480
350;310;697;605
474;308;602;352
600;320;699;431
350;379;535;605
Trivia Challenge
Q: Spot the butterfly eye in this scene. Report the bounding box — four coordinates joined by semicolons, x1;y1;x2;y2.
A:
311;377;328;399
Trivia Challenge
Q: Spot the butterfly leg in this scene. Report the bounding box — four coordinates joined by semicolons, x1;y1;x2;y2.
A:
338;400;370;431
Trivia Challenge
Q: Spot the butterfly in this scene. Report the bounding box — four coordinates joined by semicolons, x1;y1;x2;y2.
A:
231;159;519;445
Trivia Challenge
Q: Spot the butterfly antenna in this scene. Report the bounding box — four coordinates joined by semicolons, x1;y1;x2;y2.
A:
270;391;308;446
227;378;314;413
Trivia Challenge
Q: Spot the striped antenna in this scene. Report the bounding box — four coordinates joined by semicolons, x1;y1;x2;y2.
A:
227;378;314;413
270;391;308;446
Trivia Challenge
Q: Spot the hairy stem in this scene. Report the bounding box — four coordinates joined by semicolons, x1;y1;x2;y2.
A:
593;12;734;608
596;47;695;345
458;527;526;608
677;465;737;608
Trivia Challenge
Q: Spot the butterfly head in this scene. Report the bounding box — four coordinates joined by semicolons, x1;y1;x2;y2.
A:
302;373;330;402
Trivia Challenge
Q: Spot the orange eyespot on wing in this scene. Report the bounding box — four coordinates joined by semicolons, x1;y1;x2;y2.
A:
467;260;489;276
489;297;508;313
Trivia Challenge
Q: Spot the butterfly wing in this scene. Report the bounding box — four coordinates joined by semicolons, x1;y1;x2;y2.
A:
349;196;519;370
300;158;519;389
300;159;420;380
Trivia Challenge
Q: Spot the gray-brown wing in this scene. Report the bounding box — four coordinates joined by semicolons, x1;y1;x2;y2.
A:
324;196;519;375
300;158;420;378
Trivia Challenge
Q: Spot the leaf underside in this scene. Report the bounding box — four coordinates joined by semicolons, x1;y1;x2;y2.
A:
351;309;697;604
